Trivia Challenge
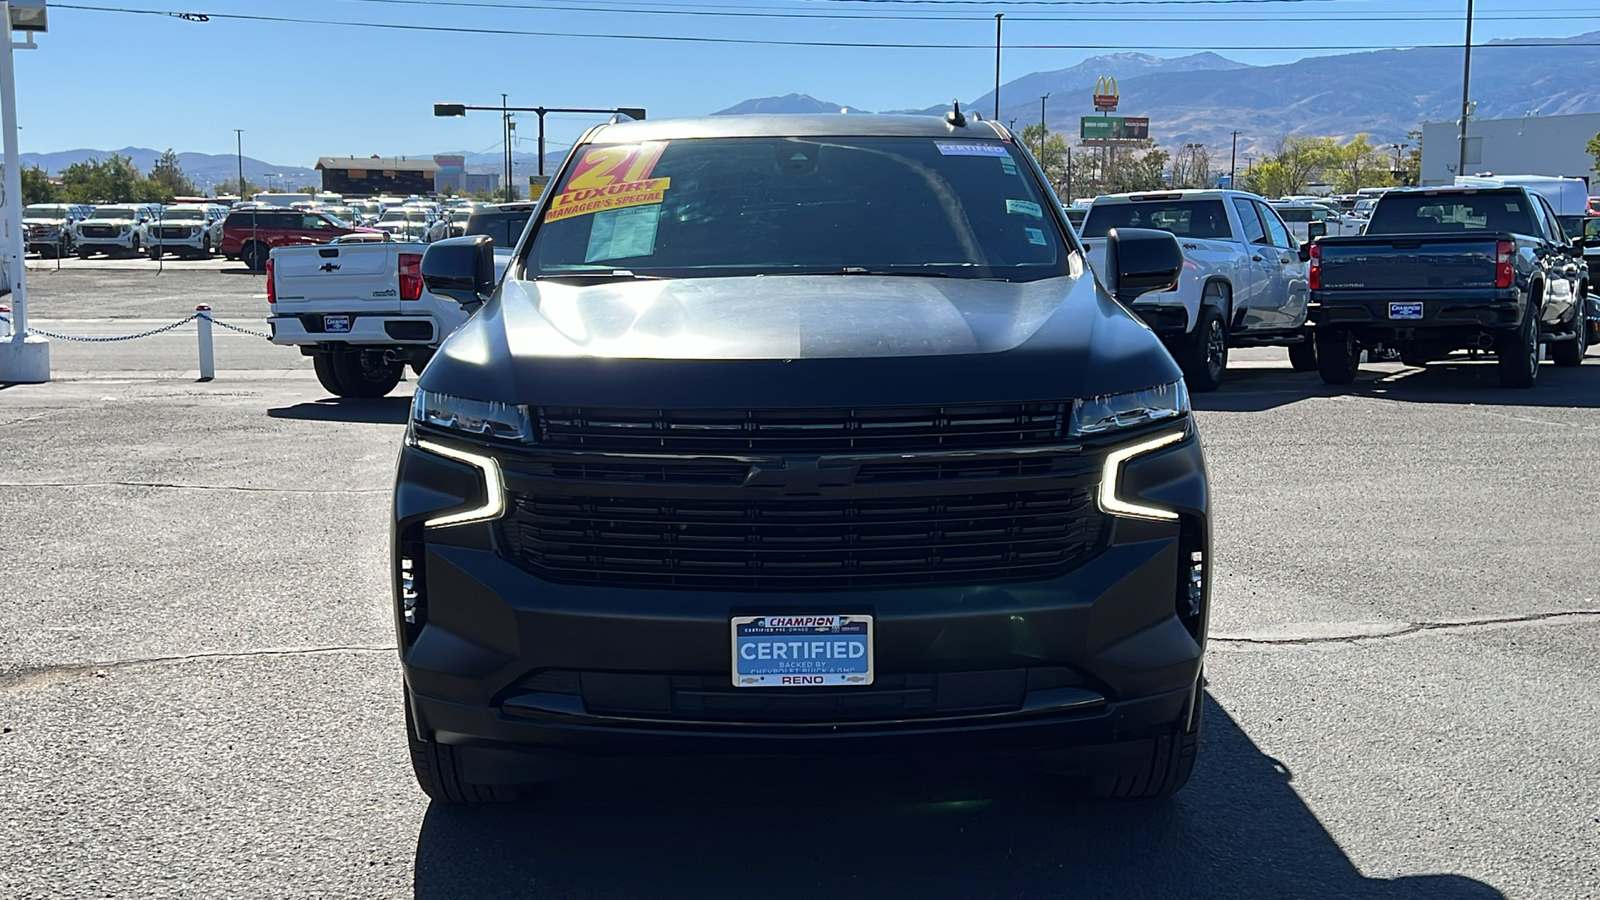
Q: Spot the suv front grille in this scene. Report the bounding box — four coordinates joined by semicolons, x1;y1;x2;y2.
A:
536;403;1069;454
155;226;193;239
80;225;118;239
499;487;1105;590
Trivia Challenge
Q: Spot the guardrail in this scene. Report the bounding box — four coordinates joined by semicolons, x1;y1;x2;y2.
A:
0;304;270;381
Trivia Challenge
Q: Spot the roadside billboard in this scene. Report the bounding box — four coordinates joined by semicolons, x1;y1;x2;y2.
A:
1080;117;1150;141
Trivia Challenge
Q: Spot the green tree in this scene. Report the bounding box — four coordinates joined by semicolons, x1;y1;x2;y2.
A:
21;165;56;204
1240;160;1297;199
1243;136;1338;198
1021;123;1072;199
148;149;197;199
1326;134;1394;193
1587;131;1600;177
59;154;145;203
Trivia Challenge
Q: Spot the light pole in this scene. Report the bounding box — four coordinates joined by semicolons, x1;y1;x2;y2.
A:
1038;93;1049;161
1229;130;1239;189
0;0;50;384
1457;0;1474;177
1390;142;1410;183
436;103;646;183
235;128;245;199
993;14;1002;122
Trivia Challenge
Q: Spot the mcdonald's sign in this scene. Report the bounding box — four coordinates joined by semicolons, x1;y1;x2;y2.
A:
1093;76;1119;112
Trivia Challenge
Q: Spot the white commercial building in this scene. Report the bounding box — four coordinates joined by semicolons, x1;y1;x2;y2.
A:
1420;112;1600;187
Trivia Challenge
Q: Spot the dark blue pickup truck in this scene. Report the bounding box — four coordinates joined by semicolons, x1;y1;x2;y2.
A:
1306;186;1590;388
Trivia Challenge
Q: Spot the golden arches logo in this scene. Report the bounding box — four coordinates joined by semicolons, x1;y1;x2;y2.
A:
1094;76;1119;97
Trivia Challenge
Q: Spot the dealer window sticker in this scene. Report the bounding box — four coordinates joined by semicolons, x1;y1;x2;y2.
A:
935;142;1009;157
1001;157;1018;176
584;205;662;263
1025;227;1047;246
1007;199;1043;218
547;141;672;223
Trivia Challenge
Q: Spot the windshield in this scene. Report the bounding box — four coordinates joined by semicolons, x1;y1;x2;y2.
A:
161;208;207;220
92;207;139;219
1082;199;1231;239
1273;207;1321;223
25;204;73;217
1367;191;1537;236
526;136;1072;280
466;211;533;248
381;210;424;222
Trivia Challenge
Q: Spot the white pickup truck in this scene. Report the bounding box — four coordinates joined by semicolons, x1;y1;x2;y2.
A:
266;202;532;397
267;240;470;397
1080;189;1314;390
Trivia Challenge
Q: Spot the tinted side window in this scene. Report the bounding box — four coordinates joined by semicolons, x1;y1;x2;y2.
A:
1231;197;1267;244
1534;195;1564;242
1256;201;1294;248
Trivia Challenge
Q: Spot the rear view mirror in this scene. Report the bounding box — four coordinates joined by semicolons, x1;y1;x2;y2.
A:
1103;227;1183;302
1298;242;1314;263
421;235;496;311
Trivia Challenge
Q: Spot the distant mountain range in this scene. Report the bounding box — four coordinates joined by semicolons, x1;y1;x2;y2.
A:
717;33;1600;156
20;147;319;191
713;94;872;116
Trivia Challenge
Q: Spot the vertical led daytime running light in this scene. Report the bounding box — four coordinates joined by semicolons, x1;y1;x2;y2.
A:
1099;430;1186;520
415;439;506;527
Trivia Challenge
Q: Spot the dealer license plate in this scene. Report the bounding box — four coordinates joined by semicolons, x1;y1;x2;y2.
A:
323;315;351;333
731;614;873;688
1388;302;1424;320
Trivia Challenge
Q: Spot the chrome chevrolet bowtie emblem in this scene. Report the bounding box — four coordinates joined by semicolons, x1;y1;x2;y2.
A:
744;458;860;494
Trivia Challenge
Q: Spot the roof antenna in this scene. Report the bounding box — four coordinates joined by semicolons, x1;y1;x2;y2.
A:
945;100;966;128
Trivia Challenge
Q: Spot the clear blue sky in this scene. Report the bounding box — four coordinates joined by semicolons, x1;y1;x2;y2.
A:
14;0;1596;167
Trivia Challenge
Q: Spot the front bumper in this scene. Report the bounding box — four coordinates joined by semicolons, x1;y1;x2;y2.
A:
392;425;1210;767
148;230;208;251
268;313;441;346
75;232;139;250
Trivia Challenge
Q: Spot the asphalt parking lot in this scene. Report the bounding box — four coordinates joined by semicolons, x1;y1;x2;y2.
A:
2;262;1598;899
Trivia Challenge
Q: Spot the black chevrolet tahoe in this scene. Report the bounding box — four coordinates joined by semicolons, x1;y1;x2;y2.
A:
397;114;1211;804
1307;186;1590;387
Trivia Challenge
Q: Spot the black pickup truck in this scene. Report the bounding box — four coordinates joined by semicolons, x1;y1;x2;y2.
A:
1306;185;1590;387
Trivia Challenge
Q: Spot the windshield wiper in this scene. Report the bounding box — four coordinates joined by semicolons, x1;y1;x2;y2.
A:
534;269;669;282
837;266;952;277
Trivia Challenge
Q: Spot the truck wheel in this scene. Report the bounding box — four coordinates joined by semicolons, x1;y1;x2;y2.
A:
1496;302;1539;388
1089;682;1202;800
1287;335;1317;372
148;247;163;261
312;354;345;396
1550;306;1586;368
77;246;93;260
37;245;57;260
328;349;404;398
202;235;214;256
1175;306;1228;392
241;242;269;272
1315;328;1361;385
406;693;520;806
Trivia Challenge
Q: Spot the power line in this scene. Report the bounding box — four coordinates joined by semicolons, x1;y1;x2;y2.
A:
324;0;1600;23
53;5;1600;50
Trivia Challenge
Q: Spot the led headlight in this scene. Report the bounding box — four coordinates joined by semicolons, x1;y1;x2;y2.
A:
411;389;532;442
1069;381;1189;437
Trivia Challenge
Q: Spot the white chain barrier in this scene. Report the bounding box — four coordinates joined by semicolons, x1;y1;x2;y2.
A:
0;305;270;380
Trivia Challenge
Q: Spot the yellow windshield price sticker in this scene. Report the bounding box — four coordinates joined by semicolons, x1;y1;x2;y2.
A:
547;141;671;223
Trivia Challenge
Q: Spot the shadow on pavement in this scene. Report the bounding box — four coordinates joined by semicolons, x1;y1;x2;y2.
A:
411;696;1502;900
1193;355;1600;413
267;396;411;424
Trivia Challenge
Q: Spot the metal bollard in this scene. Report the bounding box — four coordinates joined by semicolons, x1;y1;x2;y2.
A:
195;304;214;381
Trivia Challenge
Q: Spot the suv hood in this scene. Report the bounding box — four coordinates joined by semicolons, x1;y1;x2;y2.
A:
80;217;137;225
422;269;1181;408
23;217;68;226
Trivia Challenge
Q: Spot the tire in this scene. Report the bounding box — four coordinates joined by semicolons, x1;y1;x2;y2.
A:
1315;327;1362;385
241;241;269;272
1551;304;1586;368
1287;334;1318;372
1174;303;1228;392
312;353;346;396
1496;300;1539;388
406;694;519;806
148;247;163;261
202;235;214;256
1089;684;1202;800
129;235;141;257
37;245;57;260
326;349;404;398
76;246;93;260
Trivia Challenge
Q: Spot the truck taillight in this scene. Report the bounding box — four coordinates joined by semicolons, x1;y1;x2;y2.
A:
399;253;423;301
1307;242;1321;291
265;258;276;304
1495;240;1514;289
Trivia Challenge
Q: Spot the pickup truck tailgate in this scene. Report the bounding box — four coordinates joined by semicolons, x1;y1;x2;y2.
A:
271;244;414;314
1318;236;1500;291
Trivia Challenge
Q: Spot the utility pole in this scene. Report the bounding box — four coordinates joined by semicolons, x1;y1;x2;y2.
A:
1457;0;1475;178
235;128;245;198
1065;144;1073;204
501;93;512;202
1229;130;1239;189
993;14;1002;121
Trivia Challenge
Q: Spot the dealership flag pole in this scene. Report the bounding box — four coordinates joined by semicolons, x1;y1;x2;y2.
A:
0;1;49;383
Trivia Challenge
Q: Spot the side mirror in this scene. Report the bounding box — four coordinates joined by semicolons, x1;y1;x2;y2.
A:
1298;242;1314;263
1308;221;1328;239
422;235;495;310
1103;227;1183;302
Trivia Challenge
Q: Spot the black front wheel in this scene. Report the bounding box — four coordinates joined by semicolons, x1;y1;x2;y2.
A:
240;242;270;272
1315;328;1362;385
1287;334;1317;372
320;349;404;398
405;693;522;806
1174;307;1228;392
1089;683;1202;800
1550;305;1587;368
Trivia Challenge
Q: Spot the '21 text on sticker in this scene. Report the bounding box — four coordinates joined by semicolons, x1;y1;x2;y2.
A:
546;141;671;223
